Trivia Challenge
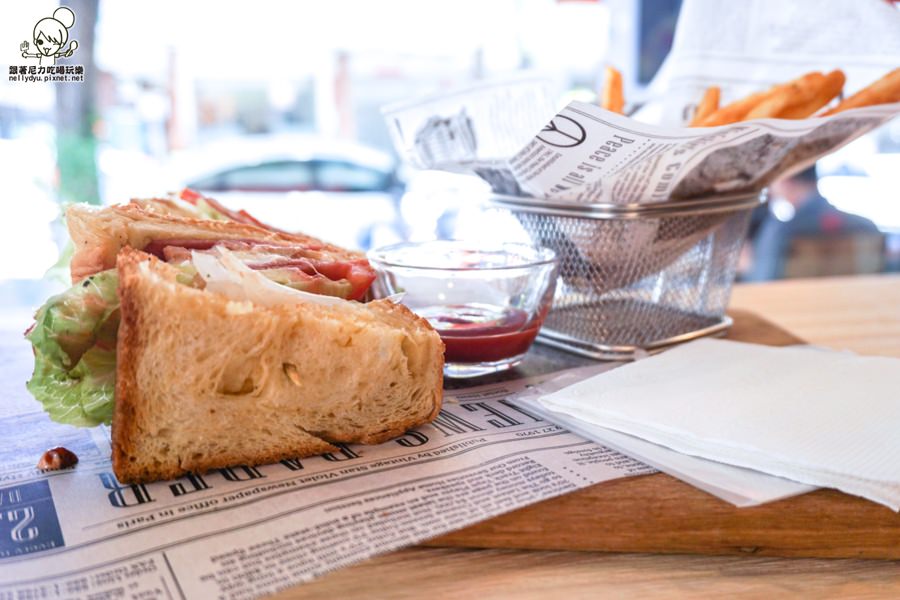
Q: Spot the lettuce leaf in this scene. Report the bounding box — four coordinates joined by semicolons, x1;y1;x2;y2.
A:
26;270;120;427
194;198;230;221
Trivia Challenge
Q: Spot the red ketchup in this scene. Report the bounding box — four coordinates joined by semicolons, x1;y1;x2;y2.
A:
419;304;543;363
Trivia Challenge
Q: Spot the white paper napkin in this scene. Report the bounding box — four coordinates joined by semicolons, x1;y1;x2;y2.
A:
539;339;900;510
509;364;815;507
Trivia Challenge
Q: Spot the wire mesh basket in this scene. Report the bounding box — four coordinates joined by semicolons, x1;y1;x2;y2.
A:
489;192;764;360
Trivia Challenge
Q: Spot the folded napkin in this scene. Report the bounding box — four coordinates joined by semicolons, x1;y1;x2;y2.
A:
539;339;900;510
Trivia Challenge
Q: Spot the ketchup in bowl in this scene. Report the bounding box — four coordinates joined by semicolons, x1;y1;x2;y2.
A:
418;304;544;363
367;240;558;378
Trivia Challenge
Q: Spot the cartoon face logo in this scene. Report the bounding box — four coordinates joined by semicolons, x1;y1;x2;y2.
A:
20;7;78;66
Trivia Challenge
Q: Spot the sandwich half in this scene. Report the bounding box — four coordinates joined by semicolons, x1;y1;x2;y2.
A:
26;193;444;483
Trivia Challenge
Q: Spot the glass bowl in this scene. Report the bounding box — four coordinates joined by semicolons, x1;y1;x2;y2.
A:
368;240;558;378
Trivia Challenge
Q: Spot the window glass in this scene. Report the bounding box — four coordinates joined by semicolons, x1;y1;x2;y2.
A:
188;174;224;191
219;161;315;191
316;160;390;192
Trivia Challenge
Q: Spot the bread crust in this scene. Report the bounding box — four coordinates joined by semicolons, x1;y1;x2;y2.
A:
111;249;143;479
112;248;443;483
366;300;444;426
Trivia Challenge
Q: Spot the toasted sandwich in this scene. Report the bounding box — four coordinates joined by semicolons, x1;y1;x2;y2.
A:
26;191;444;483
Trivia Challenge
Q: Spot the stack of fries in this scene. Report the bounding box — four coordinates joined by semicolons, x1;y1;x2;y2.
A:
598;66;900;126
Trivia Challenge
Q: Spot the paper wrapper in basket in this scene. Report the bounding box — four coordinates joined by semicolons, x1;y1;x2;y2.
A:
669;118;887;200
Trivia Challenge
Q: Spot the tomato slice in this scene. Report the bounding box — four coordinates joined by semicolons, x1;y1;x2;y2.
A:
179;187;204;203
345;263;377;301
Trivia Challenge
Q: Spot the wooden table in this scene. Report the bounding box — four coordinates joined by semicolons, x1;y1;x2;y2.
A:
277;274;900;599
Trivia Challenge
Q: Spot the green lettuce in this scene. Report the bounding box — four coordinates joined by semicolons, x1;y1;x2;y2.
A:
26;270;120;427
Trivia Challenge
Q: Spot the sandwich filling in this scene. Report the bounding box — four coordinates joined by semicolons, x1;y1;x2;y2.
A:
26;194;377;427
144;239;374;300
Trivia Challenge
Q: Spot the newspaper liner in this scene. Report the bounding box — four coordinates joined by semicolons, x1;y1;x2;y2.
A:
384;84;900;206
0;334;653;598
385;87;899;292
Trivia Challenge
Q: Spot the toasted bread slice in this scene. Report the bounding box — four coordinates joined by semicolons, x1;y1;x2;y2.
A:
112;249;443;483
67;202;361;282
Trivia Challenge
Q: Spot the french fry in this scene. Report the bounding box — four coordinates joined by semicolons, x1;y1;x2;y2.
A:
745;72;826;120
689;86;720;126
694;89;773;127
601;66;625;114
780;69;846;119
696;71;822;126
822;67;900;116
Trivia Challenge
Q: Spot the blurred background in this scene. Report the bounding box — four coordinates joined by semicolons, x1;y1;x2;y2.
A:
2;0;899;326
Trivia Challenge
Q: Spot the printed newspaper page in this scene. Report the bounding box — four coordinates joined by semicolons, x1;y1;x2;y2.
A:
387;86;900;205
508;101;900;204
0;333;654;598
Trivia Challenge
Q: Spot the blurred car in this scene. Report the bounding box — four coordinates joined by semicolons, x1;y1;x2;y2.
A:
173;135;406;250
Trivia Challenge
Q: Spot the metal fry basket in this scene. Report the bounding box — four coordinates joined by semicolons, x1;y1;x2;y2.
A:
489;192;764;360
